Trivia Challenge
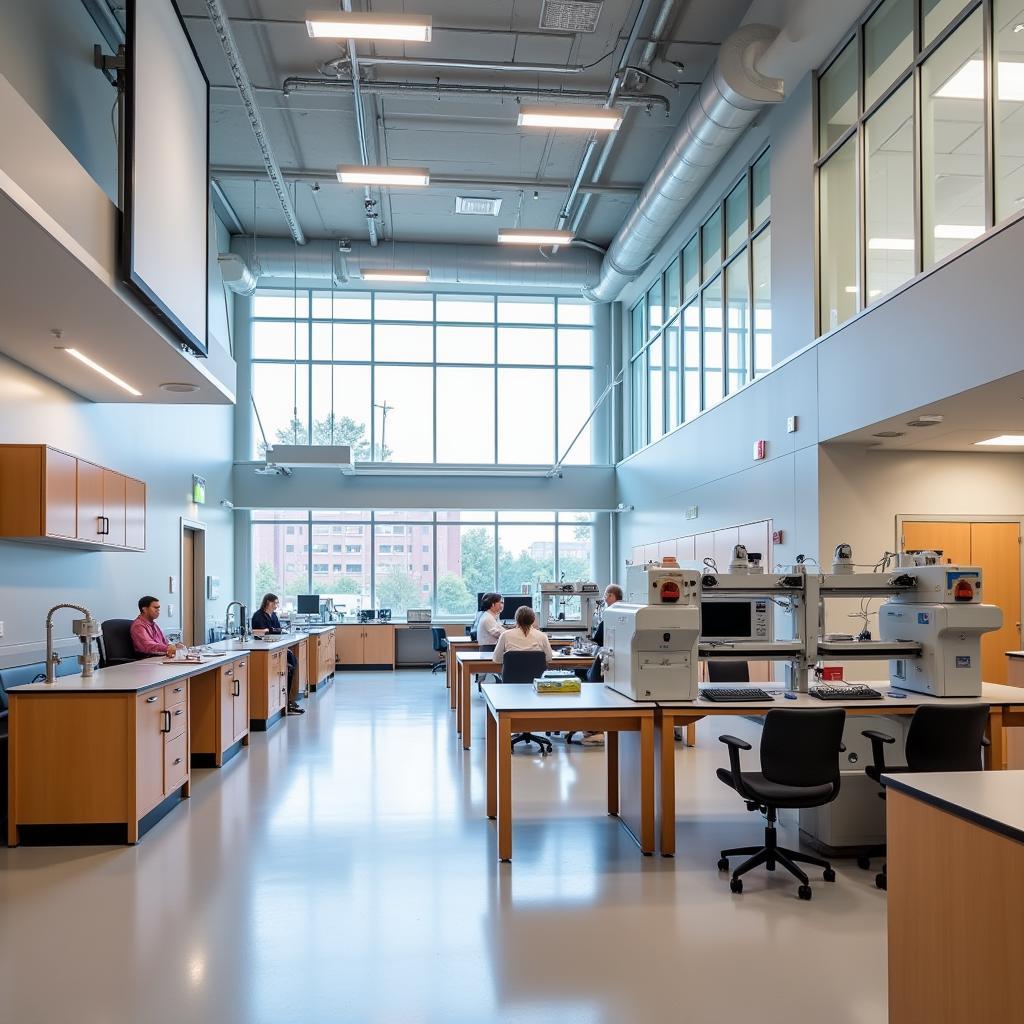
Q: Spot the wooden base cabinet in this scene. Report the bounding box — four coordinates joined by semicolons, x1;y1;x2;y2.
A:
190;658;250;767
247;649;288;730
336;625;394;670
311;630;337;690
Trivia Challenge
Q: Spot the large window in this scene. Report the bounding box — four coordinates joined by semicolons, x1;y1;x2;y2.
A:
250;291;600;466
251;510;595;618
628;148;771;453
817;0;1021;334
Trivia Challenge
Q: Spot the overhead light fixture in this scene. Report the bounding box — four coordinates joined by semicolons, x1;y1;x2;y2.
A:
360;269;430;282
935;59;1024;101
975;434;1024;446
844;285;858;294
934;223;984;240
160;382;200;394
305;11;432;42
498;228;575;245
868;237;915;251
62;347;142;397
337;165;430;186
517;106;623;130
906;414;944;427
455;196;503;216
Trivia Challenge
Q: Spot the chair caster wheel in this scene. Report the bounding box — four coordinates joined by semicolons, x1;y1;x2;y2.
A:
729;877;743;894
856;856;871;870
798;885;812;901
823;868;836;883
875;873;887;891
717;858;729;872
765;861;775;871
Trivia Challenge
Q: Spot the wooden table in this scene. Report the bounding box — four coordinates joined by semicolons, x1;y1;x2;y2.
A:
647;681;1024;857
482;683;657;862
446;636;475;709
455;650;594;750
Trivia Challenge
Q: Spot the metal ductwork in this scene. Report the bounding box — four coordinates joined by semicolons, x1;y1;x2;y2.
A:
585;24;784;303
230;237;601;291
218;253;259;296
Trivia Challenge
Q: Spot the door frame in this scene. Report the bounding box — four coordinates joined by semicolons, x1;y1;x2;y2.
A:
180;517;207;647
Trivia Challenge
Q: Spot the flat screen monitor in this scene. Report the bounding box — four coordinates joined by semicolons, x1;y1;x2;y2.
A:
701;600;753;639
500;595;533;621
297;594;321;615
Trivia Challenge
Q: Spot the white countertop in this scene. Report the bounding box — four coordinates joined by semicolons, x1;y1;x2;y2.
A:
882;770;1024;844
209;631;320;653
482;682;656;713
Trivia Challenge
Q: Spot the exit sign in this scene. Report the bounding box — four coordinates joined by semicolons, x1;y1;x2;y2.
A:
753;439;767;461
685;505;698;520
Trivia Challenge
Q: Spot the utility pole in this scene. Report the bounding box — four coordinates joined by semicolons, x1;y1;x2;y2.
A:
374;400;393;460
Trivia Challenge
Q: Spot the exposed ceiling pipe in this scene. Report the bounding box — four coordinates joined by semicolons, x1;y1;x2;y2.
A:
340;0;379;247
325;55;594;75
282;76;670;113
80;0;124;52
585;24;783;302
230;237;601;291
205;0;305;245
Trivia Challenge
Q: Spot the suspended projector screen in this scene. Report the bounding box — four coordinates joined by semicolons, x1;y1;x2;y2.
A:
121;0;209;356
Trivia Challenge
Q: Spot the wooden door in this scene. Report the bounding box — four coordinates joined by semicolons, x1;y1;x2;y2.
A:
43;448;77;539
363;625;394;665
219;665;236;752
970;522;1021;685
182;529;196;647
77;460;105;543
135;689;165;818
901;521;972;564
125;477;146;549
102;470;126;546
337;626;365;665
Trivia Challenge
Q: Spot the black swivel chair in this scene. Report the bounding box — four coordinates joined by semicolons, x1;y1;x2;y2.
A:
99;618;145;668
430;627;448;674
501;650;553;755
707;660;750;683
861;703;990;890
717;708;846;900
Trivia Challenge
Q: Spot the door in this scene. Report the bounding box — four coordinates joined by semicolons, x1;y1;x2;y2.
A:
182;529;196;646
135;690;165;817
102;470;126;546
44;448;77;539
77;460;105;543
125;477;146;549
337;626;365;665
901;521;972;564
220;665;236;752
363;626;394;665
233;659;249;741
970;523;1021;686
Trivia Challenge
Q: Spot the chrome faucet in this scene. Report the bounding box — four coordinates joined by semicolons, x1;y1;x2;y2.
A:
45;603;101;683
225;601;248;640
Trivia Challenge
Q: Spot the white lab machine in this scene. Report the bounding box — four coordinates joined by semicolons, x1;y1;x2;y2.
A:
604;562;701;701
536;581;601;633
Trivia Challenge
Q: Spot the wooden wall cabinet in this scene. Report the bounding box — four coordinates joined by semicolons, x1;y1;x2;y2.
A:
335;625;394;669
0;444;145;551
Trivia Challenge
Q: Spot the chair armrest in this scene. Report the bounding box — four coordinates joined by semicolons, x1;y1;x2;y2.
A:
719;734;751;788
981;735;991;747
718;734;752;751
862;729;895;771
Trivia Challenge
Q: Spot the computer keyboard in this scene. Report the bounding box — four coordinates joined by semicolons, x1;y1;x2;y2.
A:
701;687;774;702
810;684;883;701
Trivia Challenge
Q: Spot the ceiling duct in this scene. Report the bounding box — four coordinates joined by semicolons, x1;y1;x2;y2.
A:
540;1;603;32
585;24;784;302
218;252;258;295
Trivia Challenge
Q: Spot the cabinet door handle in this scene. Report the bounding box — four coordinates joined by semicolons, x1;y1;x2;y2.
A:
146;694;159;704
173;757;183;766
161;710;171;733
174;708;184;717
173;686;184;694
233;681;240;697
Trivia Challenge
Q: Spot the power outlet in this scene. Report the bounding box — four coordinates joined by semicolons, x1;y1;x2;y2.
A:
167;604;175;618
0;621;4;637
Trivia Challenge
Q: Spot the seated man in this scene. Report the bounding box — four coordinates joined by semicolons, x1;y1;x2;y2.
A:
130;596;177;658
252;593;303;715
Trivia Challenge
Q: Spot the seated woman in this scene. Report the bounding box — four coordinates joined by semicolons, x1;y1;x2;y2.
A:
492;605;553;665
251;593;304;716
474;592;507;651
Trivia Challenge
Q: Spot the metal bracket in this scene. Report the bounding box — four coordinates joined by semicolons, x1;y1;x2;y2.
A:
94;44;126;90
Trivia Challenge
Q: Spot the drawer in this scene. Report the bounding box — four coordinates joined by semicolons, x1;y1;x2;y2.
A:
233;657;247;679
165;680;188;709
166;702;188;740
164;731;188;791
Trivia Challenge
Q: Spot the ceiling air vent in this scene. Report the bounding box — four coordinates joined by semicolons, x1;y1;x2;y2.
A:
455;196;503;216
906;415;944;427
539;1;603;33
872;430;905;438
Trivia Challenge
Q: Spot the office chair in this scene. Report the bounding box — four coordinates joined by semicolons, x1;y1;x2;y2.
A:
501;650;553;755
717;708;846;900
99;619;144;668
430;627;448;674
860;703;990;890
707;660;750;683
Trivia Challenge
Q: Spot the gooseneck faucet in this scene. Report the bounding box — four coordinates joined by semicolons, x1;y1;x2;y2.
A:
225;601;248;640
45;603;101;683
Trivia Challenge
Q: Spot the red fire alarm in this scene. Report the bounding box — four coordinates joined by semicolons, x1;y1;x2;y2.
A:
753;439;767;461
772;530;784;544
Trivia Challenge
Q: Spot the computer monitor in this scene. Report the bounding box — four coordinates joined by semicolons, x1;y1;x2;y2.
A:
500;595;533;621
297;594;320;615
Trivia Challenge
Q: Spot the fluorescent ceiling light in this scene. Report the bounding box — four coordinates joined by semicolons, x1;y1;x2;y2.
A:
360;269;430;282
63;348;142;397
337;165;430;186
517;106;623;130
935;59;1024;101
844;286;858;294
868;237;915;251
305;11;432;42
498;228;575;245
975;434;1024;446
934;223;984;240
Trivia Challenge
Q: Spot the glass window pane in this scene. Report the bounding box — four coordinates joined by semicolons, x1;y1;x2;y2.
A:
923;0;970;48
819;37;858;155
725;178;750;256
665;257;681;318
752;151;771;226
557;328;593;365
752;228;772;377
922;9;985;268
311;364;373;458
498;511;555;522
375;509;432;522
557;296;593;324
252;522;309;613
436;324;494;363
819;135;858;332
631;351;648;451
252;321;309;360
994;0;1024;222
866;81;916;301
557;523;592;582
253;289;309;319
630;301;645;355
701;209;722;281
374;323;433;362
374;523;433;617
725;252;749;394
497;326;555;365
865;0;913;109
307;521;370;614
557;369;594;465
648;335;664;442
436;367;495;463
497;295;555;323
311;322;370;361
498;524;555;595
374;292;433;321
373;365;434;462
702;274;724;409
334;291;372;320
665;316;681;431
497;368;554;463
682;301;700;421
647;278;664;337
252;362;309;457
436;523;495;616
436;293;494;322
682;236;699;300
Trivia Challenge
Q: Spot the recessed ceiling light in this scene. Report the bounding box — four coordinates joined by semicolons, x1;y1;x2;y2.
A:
498;228;575;245
872;430;905;438
868;237;915;251
360;269;430;282
975;434;1024;446
455;196;503;216
934;223;984;240
935;59;1024;101
337;165;430;186
160;382;200;394
61;347;142;397
906;414;944;427
305;11;432;42
517;106;623;130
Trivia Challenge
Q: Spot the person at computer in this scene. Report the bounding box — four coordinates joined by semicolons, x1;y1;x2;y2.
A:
580;583;623;746
475;593;507;650
491;605;553;665
251;593;304;716
130;595;180;658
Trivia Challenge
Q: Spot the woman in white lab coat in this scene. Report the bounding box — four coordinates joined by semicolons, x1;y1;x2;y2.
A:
492;605;553;664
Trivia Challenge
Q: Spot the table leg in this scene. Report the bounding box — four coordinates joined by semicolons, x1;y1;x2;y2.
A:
454;662;463;735
461;671;473;750
448;652;457;709
639;715;655;855
660;713;678;856
486;706;497;819
686;722;696;747
497;716;513;861
606;731;619;816
985;708;1007;770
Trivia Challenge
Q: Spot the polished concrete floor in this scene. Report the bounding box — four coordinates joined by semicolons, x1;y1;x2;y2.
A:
1;671;889;1023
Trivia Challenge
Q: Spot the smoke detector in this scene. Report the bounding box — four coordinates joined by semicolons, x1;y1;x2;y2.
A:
455;196;502;216
906;414;944;427
539;1;602;32
872;430;905;438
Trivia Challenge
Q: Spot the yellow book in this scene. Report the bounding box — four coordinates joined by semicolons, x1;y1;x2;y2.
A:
533;676;582;694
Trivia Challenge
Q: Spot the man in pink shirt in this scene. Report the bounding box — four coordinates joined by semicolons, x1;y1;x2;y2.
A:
131;596;178;658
